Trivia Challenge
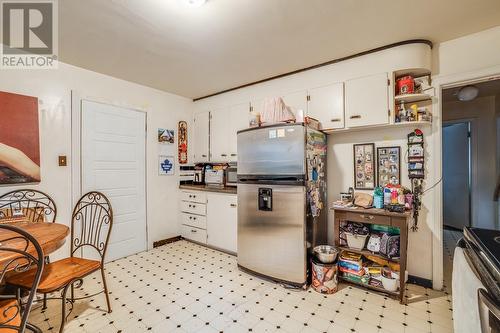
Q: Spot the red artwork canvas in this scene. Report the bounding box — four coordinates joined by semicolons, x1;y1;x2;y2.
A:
0;91;41;184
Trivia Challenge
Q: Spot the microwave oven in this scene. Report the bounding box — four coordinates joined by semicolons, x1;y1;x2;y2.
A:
225;164;237;187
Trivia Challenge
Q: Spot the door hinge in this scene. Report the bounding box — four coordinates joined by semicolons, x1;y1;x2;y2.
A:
307;95;311;102
387;78;390;86
388;109;391;116
250;106;253;112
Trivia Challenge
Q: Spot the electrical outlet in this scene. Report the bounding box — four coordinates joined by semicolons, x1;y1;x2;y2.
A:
58;155;67;166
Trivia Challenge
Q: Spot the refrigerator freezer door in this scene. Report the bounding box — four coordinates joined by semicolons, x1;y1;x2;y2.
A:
237;183;306;285
237;124;305;176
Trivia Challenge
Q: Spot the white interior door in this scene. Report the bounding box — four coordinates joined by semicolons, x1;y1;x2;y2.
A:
81;100;147;262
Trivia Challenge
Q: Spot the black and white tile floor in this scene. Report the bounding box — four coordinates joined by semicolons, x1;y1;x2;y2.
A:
28;240;454;333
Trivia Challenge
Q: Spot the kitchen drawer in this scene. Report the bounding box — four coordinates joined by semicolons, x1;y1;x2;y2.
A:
180;191;206;204
181;212;207;229
180;201;206;215
181;225;207;244
345;212;390;226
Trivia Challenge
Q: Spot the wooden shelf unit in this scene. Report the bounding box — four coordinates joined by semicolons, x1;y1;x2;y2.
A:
332;207;410;303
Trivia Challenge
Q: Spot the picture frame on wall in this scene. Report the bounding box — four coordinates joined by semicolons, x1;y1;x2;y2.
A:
353;143;375;190
159;155;175;175
377;146;401;187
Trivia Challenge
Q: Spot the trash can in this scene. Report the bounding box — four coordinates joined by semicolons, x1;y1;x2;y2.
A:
311;258;338;294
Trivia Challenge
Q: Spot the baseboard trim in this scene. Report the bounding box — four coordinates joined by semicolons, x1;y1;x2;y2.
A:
153;236;182;248
407;275;433;289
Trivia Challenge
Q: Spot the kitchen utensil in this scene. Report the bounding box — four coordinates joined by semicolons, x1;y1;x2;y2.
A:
313;245;339;264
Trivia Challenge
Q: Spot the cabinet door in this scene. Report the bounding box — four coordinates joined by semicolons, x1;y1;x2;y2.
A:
193;111;210;162
206;193;237;253
308;83;344;129
210;107;230;162
228;103;250;161
345;73;389;128
282;90;308;117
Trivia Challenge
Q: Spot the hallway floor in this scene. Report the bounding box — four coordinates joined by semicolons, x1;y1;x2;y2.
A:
29;240;454;333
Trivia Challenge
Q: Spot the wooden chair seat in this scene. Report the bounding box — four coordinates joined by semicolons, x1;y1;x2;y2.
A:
0;299;21;332
7;257;101;293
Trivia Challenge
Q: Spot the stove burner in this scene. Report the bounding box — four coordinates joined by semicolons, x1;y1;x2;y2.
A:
495;236;500;244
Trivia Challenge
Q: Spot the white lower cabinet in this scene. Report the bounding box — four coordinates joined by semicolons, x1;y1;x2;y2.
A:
180;190;208;244
181;225;207;244
206;193;238;253
180;190;237;253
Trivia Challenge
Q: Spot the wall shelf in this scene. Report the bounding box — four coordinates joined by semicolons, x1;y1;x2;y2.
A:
395;93;432;104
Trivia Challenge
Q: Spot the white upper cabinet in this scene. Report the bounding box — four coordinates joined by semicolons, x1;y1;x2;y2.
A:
307;82;344;130
281;90;308;117
345;72;389;128
210;107;230;162
228;103;250;160
193;111;210;162
210;102;249;162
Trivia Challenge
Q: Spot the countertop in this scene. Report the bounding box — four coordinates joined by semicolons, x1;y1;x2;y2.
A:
179;184;237;194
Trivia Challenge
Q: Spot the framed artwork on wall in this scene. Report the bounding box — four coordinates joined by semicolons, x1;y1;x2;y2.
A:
158;128;174;144
178;121;188;164
0;91;41;185
353;143;375;190
159;155;175;175
377;146;401;187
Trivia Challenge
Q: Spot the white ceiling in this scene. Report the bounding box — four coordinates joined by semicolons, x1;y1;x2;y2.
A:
59;0;500;99
443;78;500;102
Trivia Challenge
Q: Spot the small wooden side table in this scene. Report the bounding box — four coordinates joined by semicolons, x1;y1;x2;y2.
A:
332;207;410;303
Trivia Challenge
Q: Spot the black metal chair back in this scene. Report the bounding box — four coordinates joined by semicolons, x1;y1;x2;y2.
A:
0;189;57;223
71;191;113;264
0;224;44;332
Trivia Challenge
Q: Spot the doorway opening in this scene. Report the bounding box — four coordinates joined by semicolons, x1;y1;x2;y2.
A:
441;78;500;290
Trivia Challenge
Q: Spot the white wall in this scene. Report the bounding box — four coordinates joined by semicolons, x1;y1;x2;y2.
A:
195;43;436;280
0;62;194;260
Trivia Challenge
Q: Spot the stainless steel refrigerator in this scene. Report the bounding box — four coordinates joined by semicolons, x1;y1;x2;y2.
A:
237;123;327;287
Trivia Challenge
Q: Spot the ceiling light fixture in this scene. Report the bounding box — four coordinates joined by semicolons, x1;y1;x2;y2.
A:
184;0;207;7
457;85;479;101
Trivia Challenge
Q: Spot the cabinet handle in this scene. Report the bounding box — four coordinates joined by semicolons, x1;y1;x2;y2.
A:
350;115;361;119
230;203;237;208
202;154;207;157
330;118;341;122
359;214;374;220
191;229;197;233
193;217;197;220
189;216;193;219
230;153;237;157
221;154;227;157
189;195;193;198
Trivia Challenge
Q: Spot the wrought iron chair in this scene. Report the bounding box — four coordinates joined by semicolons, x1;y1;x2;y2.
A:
7;191;113;333
0;224;44;333
0;190;57;223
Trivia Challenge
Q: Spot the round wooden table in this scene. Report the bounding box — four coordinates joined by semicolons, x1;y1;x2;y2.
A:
0;222;70;266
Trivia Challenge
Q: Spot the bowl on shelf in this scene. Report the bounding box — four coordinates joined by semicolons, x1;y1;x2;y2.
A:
313;245;339;264
345;232;369;250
